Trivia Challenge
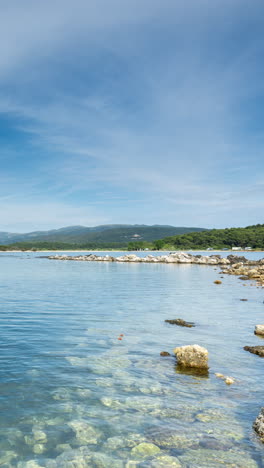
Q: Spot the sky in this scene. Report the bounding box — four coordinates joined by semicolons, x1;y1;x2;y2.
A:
0;0;264;232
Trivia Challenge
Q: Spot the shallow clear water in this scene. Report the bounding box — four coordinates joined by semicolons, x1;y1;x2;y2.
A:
0;251;264;467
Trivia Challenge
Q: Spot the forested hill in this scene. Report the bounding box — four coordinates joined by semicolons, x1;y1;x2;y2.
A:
154;224;264;250
0;224;205;245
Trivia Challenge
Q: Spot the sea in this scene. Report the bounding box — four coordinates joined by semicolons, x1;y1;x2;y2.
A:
0;251;264;467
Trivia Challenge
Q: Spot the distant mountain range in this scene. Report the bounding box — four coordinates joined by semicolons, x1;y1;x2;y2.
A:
0;224;206;245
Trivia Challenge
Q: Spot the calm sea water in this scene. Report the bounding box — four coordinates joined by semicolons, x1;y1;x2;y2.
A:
0;251;264;467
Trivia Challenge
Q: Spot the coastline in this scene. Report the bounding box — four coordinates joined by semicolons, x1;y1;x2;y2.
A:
1;249;264;253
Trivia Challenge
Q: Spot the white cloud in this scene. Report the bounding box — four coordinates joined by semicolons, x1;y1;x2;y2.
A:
0;0;263;230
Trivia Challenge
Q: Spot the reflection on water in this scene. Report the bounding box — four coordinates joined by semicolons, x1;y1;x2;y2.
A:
0;251;264;467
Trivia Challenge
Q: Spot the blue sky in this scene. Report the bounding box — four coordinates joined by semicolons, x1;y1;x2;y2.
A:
0;0;264;232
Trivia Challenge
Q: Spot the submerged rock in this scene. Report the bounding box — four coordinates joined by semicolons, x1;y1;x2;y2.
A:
91;452;124;467
103;434;146;451
17;462;45;468
254;325;264;336
55;446;92;467
147;455;182;467
244;345;264;357
253;407;264;442
215;373;235;385
33;443;46;454
146;427;198;449
165;318;195;327
32;430;47;443
178;448;258;467
0;450;18;465
131;442;161;458
174;344;209;369
68;420;102;445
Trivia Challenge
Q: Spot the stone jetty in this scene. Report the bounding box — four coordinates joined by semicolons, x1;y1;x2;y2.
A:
48;252;232;264
48;252;264;286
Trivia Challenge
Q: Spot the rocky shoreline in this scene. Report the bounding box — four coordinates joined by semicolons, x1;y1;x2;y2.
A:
48;252;264;286
48;252;262;265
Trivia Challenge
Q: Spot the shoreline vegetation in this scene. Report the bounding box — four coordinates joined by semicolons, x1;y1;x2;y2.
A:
0;224;263;252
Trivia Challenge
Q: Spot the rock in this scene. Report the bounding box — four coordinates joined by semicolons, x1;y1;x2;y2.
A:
174;344;209;369
160;351;171;356
215;373;235;384
56;443;72;452
131;442;160;458
244;345;264;357
91;452;124;467
178;448;258;467
32;430;47;443
199;437;233;450
195;409;229;423
17;462;45;468
240;298;248;301
225;377;235;385
68;420;102;444
146;427;198;449
147;454;182;467
214;280;222;284
254;325;264;336
55;447;93;468
253;407;264;442
0;450;18;465
165;318;195;327
33;443;46;454
103;434;146;451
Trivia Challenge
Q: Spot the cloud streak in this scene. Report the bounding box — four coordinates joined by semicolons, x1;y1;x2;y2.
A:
0;0;263;230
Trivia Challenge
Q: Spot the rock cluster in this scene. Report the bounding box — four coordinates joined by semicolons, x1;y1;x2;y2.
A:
253;407;264;442
244;346;264;357
48;252;231;265
173;344;209;369
221;260;264;287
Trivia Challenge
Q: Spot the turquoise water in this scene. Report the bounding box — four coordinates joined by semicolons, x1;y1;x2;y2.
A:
0;251;264;467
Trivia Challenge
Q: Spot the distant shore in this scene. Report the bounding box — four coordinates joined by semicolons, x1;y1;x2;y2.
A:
1;249;264;253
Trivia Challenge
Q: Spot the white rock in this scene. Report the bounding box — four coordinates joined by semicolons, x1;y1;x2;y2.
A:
255;325;264;336
174;344;209;369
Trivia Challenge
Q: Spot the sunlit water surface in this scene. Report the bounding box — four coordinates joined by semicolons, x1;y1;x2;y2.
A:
0;251;264;467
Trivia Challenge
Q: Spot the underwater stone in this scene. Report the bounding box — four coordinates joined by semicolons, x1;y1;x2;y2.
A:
178;448;258;467
147;454;182;467
195;409;229;423
131;442;161;458
17;462;45;468
0;450;18;465
55;447;92;467
146;428;198;449
103;434;146;451
33;443;46;454
91;452;124;467
56;443;72;452
33;430;47;443
68;420;102;445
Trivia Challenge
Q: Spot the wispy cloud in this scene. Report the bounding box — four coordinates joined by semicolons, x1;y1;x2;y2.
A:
0;0;263;230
